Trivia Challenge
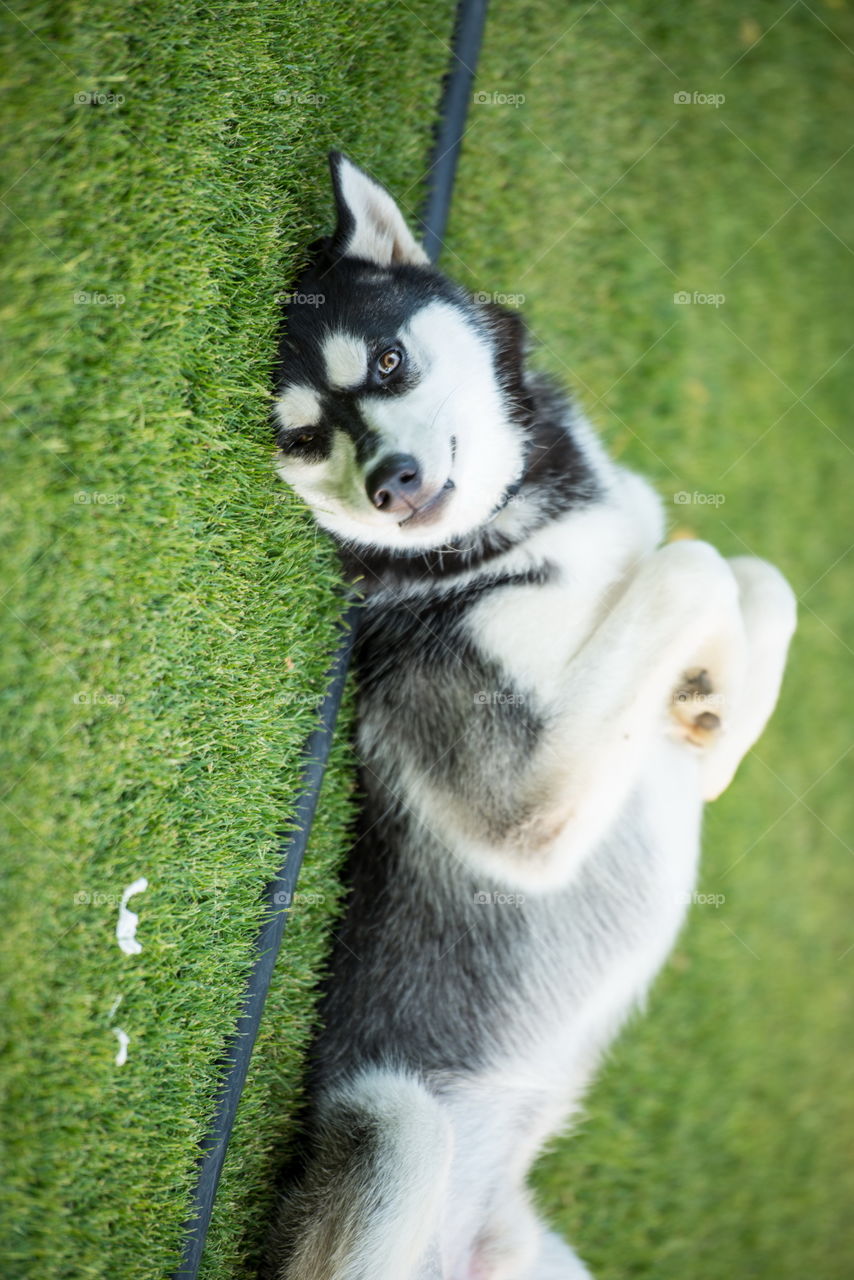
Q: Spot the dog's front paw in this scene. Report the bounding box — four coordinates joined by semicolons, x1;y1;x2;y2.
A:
641;540;740;642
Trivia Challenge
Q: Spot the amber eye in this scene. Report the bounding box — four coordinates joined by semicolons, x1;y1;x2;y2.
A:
376;347;402;377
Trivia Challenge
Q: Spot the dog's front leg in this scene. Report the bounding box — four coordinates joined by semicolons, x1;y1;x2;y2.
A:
454;540;748;891
696;555;797;800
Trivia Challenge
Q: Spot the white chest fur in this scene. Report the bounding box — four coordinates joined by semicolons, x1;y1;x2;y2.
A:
466;469;665;702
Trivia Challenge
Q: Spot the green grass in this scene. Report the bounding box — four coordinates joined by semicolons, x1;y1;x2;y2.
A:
0;2;453;1277
445;3;854;1277
2;2;852;1279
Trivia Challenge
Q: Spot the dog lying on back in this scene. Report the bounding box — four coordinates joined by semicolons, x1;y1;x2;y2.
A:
268;153;796;1280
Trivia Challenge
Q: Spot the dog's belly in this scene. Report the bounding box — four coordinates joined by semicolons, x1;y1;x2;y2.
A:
314;738;702;1090
432;740;703;1270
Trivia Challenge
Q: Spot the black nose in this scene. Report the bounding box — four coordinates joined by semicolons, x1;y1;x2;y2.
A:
366;453;423;513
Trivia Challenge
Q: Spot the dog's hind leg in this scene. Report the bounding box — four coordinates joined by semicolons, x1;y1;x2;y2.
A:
470;1188;592;1280
274;1068;453;1280
531;1230;593;1279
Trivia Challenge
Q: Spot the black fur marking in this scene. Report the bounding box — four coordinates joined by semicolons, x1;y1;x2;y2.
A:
353;566;552;692
275;255;469;396
307;802;534;1087
321;394;382;465
275;421;334;464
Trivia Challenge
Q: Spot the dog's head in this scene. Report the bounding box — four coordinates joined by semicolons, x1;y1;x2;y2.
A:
274;153;529;552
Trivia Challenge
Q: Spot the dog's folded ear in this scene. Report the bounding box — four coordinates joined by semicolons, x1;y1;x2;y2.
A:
328;151;430;268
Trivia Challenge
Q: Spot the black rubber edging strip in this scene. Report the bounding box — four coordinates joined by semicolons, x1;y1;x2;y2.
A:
420;0;490;263
172;2;489;1275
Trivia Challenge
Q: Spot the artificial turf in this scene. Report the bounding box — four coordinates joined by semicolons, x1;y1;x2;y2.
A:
0;2;454;1277
1;2;852;1279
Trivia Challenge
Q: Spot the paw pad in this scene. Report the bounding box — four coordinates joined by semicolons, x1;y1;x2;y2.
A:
671;669;724;746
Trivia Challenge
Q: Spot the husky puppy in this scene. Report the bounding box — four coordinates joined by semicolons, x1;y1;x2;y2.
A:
269;153;796;1280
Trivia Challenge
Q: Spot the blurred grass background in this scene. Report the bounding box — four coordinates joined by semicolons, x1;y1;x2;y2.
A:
445;3;853;1277
1;1;851;1278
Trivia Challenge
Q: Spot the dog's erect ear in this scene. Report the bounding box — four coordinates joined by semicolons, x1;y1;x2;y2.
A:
328;151;430;268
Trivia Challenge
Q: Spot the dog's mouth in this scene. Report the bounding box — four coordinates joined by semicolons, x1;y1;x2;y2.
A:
396;436;456;530
398;477;456;529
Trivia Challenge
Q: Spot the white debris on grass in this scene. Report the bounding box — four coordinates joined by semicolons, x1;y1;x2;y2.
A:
113;1028;130;1066
116;877;148;955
